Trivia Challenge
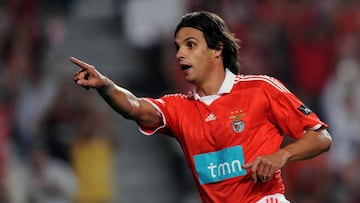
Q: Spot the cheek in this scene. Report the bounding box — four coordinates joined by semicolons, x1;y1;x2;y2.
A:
199;53;213;68
193;50;210;66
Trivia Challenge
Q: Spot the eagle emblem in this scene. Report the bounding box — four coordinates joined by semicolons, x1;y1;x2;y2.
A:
229;110;246;133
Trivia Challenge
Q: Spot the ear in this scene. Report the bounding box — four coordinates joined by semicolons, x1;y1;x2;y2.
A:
213;42;223;58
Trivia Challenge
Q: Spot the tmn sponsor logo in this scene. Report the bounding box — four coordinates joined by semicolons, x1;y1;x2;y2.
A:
193;145;247;184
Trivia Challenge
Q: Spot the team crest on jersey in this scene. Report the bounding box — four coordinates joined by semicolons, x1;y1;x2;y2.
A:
229;110;246;133
231;120;245;133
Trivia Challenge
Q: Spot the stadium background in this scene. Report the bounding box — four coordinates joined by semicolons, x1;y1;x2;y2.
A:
0;0;359;202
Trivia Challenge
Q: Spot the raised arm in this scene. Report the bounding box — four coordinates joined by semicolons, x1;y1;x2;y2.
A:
70;57;162;128
242;128;332;183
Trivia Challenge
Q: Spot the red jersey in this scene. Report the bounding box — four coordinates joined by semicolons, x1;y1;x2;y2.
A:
139;70;327;203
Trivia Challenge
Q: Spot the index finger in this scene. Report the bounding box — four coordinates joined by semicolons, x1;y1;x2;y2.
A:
243;161;259;183
69;57;92;70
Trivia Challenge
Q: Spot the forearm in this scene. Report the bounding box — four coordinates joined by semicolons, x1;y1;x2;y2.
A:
70;56;160;125
96;77;141;119
241;128;331;182
95;77;162;129
279;129;332;162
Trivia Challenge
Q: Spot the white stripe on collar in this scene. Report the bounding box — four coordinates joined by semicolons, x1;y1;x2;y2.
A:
194;69;235;105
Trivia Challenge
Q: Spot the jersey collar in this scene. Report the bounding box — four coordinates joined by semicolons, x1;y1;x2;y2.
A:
218;68;235;94
194;69;235;102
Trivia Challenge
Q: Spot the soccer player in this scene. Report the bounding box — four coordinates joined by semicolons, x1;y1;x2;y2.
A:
70;11;332;203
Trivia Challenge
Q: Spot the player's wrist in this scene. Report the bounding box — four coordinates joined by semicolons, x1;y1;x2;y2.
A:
97;77;114;94
277;148;292;163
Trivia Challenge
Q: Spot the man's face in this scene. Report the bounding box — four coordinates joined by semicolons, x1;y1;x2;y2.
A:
175;27;218;84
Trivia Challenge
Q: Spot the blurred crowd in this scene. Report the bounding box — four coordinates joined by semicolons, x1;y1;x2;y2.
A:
0;0;360;203
0;0;119;202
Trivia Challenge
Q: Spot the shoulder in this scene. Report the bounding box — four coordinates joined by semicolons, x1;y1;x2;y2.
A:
234;74;291;93
158;91;194;101
149;91;194;107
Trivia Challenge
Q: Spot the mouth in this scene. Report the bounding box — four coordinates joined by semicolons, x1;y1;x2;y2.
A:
180;64;192;71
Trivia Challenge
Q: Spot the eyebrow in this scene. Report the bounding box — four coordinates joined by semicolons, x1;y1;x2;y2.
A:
174;36;198;46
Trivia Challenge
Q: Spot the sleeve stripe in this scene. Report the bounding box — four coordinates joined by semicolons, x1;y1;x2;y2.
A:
138;98;167;136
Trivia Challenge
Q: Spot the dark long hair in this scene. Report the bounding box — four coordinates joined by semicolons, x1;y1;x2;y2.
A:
175;11;241;74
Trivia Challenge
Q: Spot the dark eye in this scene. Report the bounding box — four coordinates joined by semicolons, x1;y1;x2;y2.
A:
187;41;195;48
174;44;179;51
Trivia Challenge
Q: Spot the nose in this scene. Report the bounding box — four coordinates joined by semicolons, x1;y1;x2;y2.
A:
176;47;184;60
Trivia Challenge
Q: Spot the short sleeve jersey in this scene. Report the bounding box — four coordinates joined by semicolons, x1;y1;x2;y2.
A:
139;71;327;203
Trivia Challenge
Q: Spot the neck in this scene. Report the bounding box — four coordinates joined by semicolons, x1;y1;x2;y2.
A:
196;68;226;97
